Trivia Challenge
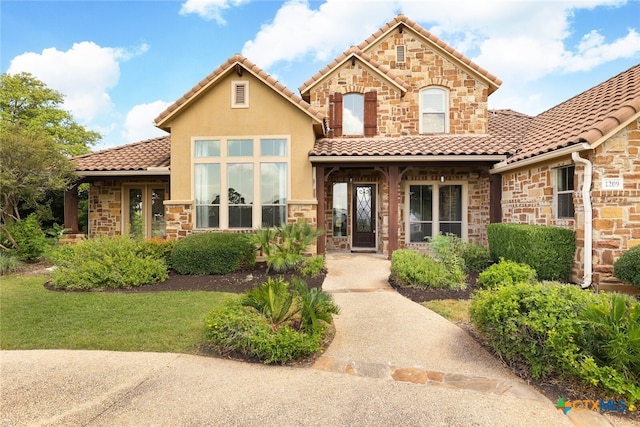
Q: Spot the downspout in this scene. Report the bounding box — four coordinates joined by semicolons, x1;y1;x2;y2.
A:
571;152;593;289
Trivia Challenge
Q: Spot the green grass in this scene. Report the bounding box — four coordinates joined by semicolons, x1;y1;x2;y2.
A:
422;299;471;323
0;274;238;353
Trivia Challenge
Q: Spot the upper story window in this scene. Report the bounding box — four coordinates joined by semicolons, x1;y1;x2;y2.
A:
232;81;249;108
396;45;405;63
420;87;448;133
556;166;575;219
343;93;364;135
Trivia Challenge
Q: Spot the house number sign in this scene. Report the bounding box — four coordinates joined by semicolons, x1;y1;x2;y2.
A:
602;178;623;190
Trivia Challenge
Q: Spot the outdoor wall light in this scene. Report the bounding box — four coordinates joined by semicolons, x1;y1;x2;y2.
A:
440;175;445;182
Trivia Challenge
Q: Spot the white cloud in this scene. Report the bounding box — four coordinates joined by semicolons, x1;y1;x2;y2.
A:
180;0;251;24
7;41;148;123
565;28;640;72
122;101;172;143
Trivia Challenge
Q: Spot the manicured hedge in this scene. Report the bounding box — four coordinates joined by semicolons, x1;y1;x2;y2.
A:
171;232;255;275
614;245;640;287
487;223;575;282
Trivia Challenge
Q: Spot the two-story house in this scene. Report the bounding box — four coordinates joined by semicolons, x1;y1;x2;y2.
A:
68;14;640;288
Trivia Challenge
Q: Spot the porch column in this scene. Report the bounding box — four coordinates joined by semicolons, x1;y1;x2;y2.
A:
388;165;399;257
63;183;80;233
489;174;502;223
315;166;326;254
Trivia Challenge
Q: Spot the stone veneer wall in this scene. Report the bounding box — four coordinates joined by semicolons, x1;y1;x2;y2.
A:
88;179;123;237
308;30;489;136
500;119;640;285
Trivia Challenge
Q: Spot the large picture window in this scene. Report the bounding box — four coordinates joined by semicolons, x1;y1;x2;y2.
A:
556;166;575;219
194;137;289;229
407;183;465;242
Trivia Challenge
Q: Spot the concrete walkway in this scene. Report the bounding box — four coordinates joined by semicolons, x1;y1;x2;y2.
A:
0;253;626;426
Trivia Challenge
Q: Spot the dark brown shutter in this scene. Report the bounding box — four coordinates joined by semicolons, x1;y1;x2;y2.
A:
364;91;377;137
330;93;343;137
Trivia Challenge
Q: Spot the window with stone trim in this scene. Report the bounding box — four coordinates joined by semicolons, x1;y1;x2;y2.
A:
556;165;575;219
406;182;466;242
420;87;448;133
193;137;288;229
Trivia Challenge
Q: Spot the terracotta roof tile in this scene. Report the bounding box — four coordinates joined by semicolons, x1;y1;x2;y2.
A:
73;136;170;173
310;110;527;157
299;47;411;95
507;63;640;163
155;54;324;129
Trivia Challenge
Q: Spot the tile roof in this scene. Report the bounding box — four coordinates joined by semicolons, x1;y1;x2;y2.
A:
507;63;640;164
299;46;411;95
310;110;527;158
73;136;170;173
155;54;325;130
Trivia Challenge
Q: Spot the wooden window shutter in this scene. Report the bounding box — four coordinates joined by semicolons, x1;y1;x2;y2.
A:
364;91;377;137
330;93;343;137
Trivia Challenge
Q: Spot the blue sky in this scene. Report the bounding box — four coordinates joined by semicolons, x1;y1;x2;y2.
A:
3;0;640;150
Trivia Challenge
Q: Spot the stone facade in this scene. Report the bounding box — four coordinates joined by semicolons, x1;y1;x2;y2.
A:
88;179;123;237
164;201;194;240
308;29;489;137
500;119;640;285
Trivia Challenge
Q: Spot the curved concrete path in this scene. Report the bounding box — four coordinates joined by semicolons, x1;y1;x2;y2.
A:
0;253;624;426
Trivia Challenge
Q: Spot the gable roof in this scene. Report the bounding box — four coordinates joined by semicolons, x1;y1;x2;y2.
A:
155;54;326;132
300;14;502;97
73;136;170;176
503;63;640;166
309;109;526;161
299;46;411;96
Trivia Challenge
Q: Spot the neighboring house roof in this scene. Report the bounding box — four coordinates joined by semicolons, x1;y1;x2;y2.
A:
299;14;502;96
309;109;527;161
155;54;325;132
299;46;411;95
73;136;170;176
505;63;640;165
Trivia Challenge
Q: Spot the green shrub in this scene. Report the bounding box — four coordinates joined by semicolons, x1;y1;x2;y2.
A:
136;238;175;268
614;245;640;287
251;220;323;273
428;233;491;273
487;223;575;281
205;283;337;364
0;252;23;275
476;258;537;289
298;255;325;278
49;235;168;290
460;243;491;274
171;232;255;275
390;249;466;290
2;214;50;262
470;282;640;404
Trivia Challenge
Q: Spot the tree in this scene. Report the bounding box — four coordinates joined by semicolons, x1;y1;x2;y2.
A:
0;72;100;156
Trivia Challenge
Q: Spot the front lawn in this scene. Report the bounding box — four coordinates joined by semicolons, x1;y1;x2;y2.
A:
0;274;237;353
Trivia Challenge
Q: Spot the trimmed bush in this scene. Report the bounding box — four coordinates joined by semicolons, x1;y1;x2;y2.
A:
390;249;466;290
136;238;175;268
487;223;575;281
471;282;640;404
460;243;491;274
476;258;537;289
50;235;168;290
614;245;640;287
171;232;255;275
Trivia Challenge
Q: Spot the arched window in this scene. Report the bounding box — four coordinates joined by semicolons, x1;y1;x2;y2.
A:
343;93;364;135
420;87;448;133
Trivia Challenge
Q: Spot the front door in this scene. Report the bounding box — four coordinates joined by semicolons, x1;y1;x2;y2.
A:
124;184;168;239
352;184;376;248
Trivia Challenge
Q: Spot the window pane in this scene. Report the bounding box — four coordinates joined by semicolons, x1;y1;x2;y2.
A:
261;139;287;156
194;164;220;204
558;166;575;191
333;183;348;237
195;140;220;157
558;194;575;218
227;164;253;204
409;185;432;222
196;206;219;228
228;139;253;156
229;206;252;228
421;89;445;112
151;189;166;238
439;185;462;221
440;222;462;237
129;188;144;239
343;93;364;135
410;222;432;243
422;113;445;133
260;163;286;204
261;206;286;227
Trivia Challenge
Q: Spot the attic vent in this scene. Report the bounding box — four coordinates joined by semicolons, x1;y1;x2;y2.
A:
396;45;405;63
232;81;249;108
